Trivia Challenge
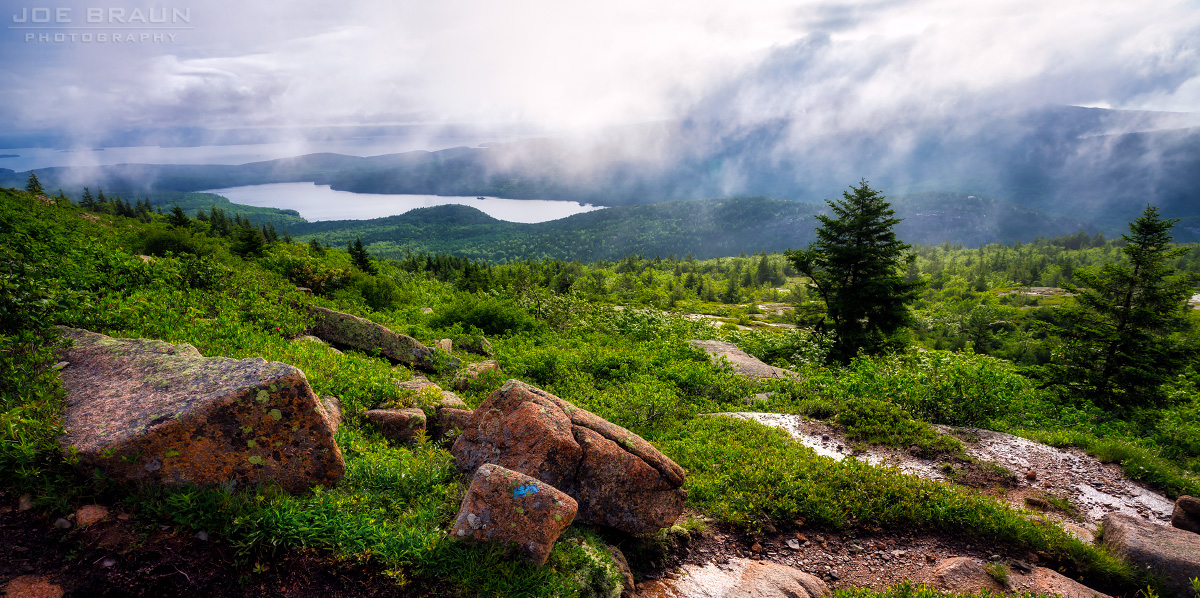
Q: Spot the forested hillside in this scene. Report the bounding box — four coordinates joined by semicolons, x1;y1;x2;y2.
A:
286;193;1090;262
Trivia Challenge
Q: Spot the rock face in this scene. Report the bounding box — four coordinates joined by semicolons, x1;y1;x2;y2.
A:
55;327;344;493
451;463;577;566
452;380;686;534
434;408;474;441
397;376;466;408
604;544;636;598
928;557;1005;593
638;558;829;598
364;408;427;442
458;336;495;357
1102;512;1200;598
1171;495;1200;534
922;558;1111;598
686;340;800;380
454;360;501;391
308;306;458;371
1032;567;1113;598
320;396;342;435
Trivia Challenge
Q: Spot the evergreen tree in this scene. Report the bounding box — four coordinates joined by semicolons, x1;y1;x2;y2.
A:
308;238;325;255
786;180;923;362
80;187;95;209
25;172;43;195
349;237;377;274
1048;205;1198;409
720;274;740;303
232;222;265;257
209;207;230;237
167;204;191;228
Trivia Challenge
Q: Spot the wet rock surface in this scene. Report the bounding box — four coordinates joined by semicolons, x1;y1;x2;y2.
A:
685;340;800;380
55;327;345;493
451;463;577;566
637;557;829;598
308;306;457;371
721;412;1174;534
452;380;686;534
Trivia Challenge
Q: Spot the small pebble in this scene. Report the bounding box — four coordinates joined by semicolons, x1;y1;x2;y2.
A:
750;542;762;553
53;518;71;529
18;494;34;511
195;530;208;541
102;558;117;568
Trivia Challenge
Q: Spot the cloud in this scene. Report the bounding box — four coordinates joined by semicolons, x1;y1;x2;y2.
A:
1;0;1196;141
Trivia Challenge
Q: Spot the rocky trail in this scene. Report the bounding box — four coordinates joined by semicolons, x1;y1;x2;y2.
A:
630;411;1181;598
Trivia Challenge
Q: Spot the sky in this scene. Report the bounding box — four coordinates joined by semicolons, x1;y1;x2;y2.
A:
2;0;1199;140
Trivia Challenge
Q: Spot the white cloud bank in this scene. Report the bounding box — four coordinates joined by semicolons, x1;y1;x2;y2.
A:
1;0;1197;136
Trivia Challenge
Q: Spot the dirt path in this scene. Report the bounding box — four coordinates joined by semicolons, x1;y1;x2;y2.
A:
632;413;1176;597
719;413;1173;533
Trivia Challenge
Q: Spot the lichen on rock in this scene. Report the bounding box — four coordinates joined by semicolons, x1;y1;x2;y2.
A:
55;327;344;493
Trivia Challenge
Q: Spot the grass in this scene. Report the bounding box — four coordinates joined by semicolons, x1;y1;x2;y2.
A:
984;562;1010;585
835;582;1055;598
0;186;1191;596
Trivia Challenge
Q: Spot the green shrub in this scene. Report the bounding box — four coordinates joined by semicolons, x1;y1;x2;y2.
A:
431;294;543;336
140;229;204;257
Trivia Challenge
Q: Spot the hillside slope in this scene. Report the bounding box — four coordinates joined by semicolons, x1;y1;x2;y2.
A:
288;194;1089;262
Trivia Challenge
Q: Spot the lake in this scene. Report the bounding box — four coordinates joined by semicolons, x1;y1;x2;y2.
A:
203;182;602;224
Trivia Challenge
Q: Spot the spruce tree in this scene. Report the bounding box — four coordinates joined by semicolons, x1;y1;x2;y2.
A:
232;222;265;257
80;187;95;209
1048;205;1198;409
25;172;43;195
167;204;191;228
349;237;377;274
787;180;923;362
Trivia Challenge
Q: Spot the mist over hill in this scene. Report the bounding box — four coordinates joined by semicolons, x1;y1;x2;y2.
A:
5;106;1197;239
